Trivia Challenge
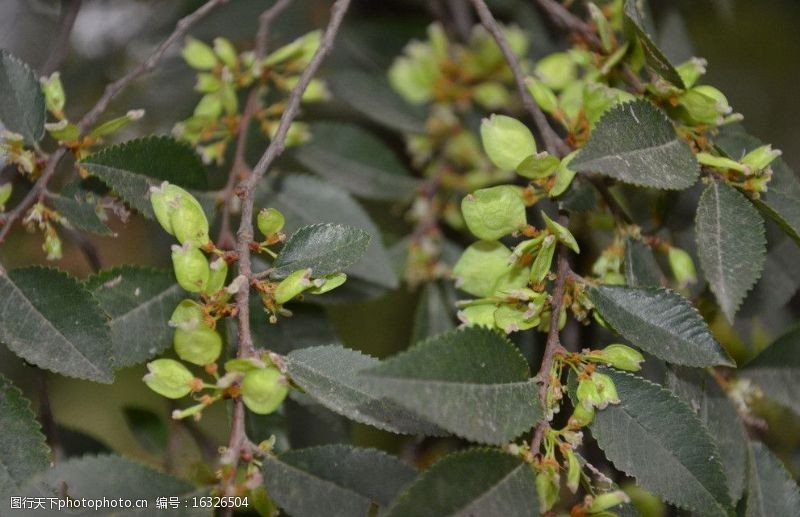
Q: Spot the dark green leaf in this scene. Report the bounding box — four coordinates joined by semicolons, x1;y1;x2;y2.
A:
745;442;800;517
716;129;800;245
741;237;800;316
85;267;183;368
696;181;766;322
329;70;426;133
245;303;338;356
572;100;699;189
589;285;734;367
623;0;685;88
0;49;45;143
386;449;538;517
624;237;663;287
295;122;421;201
272;223;370;279
589;369;732;516
411;281;456;345
18;454;207;516
286;345;442;435
0;267;113;382
666;366;747;502
80;136;208;218
0;375;50;501
741;325;800;415
49;182;113;236
123;407;168;454
362;327;542;445
264;445;416;517
263;175;398;288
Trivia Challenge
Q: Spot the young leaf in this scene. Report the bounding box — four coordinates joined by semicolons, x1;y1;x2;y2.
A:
623;0;686;88
589;369;732;516
18;454;204;516
272;223;370;279
286;345;443;435
361;327;542;445
588;285;734;367
386;448;538;517
263;174;398;289
80;136;208;218
745;442;800;517
0;375;50;502
264;445;416;517
295;122;421;201
571;100;699;190
0;50;45;143
85;266;184;368
624;237;663;287
695;181;766;322
741;325;800;415
329;70;427;133
0;267;113;382
666;366;748;502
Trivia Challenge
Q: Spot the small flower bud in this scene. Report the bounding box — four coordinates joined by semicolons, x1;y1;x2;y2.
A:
169;299;205;331
589;344;645;372
569;403;595;428
43;233;62;261
213;37;238;68
542;211;580;253
588;490;630;513
535;471;560;514
174;326;222;366
45;120;80;142
205;257;229;294
0;183;12;211
143;359;195;399
171;243;210;293
461;185;527;240
457;304;496;327
516;152;560;179
525;77;558;114
667;246;697;288
695;152;747;173
676;57;707;89
480;114;537;171
274;268;313;305
240;367;289;415
577;376;602;409
182;37;218;70
307;272;347;295
169;190;210;248
591;372;620;408
89;110;145;139
741;144;782;172
678;85;732;126
566;449;581;493
530;235;556;283
257;208;285;238
40;72;66;116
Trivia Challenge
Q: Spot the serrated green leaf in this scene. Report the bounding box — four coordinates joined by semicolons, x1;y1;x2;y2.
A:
262;175;398;288
666;366;747;502
589;369;732;516
741;325;800;415
264;445;415;517
696;181;766;322
745;442;800;517
572;100;699;190
0;50;45;143
80;136;208;219
0;267;113;382
272;223;370;280
49;182;113;236
286;345;442;435
0;375;50;502
361;327;542;444
295;122;421;201
716;130;800;245
85;267;183;368
624;237;663;287
18;454;207;516
740;237;800;316
623;0;686;88
329;70;426;133
122;406;168;455
386;448;538;517
588;285;734;367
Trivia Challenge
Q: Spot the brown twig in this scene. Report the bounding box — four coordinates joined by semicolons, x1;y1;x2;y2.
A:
470;0;569;157
535;0;603;51
42;0;83;76
217;0;295;249
220;0;352;505
0;0;228;246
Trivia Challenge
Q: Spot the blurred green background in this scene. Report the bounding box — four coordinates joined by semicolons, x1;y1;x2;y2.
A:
1;0;798;488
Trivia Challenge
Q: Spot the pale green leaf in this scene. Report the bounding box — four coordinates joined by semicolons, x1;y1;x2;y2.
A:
745;442;800;517
0;267;113;382
695;181;766;322
572;100;699;189
361;327;542;444
386;448;538;517
264;445;415;517
0;50;45;143
588;285;734;367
